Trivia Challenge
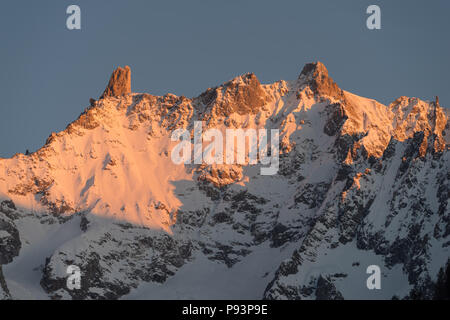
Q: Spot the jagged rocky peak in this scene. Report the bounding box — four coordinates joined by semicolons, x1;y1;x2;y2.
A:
298;61;344;100
100;65;131;99
198;72;269;116
0;61;449;301
389;95;448;154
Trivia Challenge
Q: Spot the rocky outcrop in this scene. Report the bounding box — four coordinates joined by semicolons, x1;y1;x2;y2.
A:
315;275;344;300
0;266;10;299
0;200;21;300
40;224;193;300
100;66;131;99
298;61;344;100
199;73;270;118
390;96;447;156
0;201;21;265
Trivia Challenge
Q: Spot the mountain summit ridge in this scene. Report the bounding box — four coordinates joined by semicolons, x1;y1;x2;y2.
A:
0;61;448;300
1;61;446;217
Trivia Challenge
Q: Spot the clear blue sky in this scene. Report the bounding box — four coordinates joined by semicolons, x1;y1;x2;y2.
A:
1;0;449;157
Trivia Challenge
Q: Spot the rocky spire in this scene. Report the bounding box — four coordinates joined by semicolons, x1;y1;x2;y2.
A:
298;61;343;100
100;66;131;99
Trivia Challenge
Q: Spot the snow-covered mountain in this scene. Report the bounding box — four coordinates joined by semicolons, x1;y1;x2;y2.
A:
0;62;448;300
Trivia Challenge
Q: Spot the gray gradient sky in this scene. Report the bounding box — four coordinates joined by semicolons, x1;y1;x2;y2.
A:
0;0;449;158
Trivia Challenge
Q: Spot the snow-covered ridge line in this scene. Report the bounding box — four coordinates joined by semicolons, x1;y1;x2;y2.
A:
0;61;448;300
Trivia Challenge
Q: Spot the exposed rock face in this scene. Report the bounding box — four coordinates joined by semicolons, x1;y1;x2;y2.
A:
390;96;447;155
323;103;347;136
0;201;21;265
315;275;344;300
100;66;131;99
0;266;10;299
40;223;193;300
298;61;344;100
199;73;269;117
0;200;21;300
